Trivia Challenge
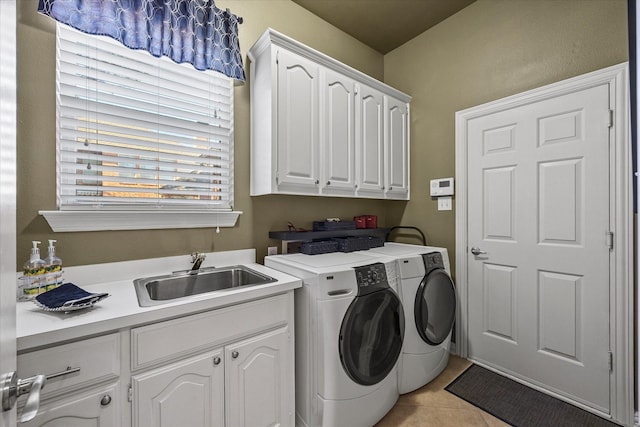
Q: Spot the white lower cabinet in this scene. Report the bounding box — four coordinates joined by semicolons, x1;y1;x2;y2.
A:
19;383;120;427
17;292;295;427
130;292;294;427
132;326;290;427
132;350;225;427
225;327;289;427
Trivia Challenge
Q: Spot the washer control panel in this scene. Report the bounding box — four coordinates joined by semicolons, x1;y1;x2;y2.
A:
423;252;444;271
354;263;389;295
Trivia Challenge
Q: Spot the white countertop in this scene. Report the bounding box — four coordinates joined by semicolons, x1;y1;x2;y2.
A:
16;249;301;352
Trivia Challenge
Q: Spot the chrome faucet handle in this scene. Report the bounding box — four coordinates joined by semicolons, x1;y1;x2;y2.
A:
190;252;206;271
190;251;206;262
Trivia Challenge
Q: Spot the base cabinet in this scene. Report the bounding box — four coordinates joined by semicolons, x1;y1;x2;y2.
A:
132;351;225;427
19;383;119;427
130;292;294;427
17;292;295;427
225;327;289;427
132;327;290;427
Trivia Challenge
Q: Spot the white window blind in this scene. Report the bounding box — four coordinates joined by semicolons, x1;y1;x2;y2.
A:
56;24;234;211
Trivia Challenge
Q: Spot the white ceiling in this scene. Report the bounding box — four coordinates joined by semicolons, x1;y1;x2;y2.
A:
291;0;477;54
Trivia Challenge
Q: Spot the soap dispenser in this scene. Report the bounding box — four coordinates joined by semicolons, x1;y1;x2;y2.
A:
24;241;46;276
44;239;63;290
19;241;47;300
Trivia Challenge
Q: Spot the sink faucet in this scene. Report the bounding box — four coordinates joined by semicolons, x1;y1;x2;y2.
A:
190;252;206;272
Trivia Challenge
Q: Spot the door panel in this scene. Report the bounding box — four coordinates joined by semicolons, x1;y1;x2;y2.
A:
226;327;289;427
357;85;384;194
322;69;356;194
276;49;319;192
132;351;224;427
467;83;611;413
385;97;409;197
0;2;17;426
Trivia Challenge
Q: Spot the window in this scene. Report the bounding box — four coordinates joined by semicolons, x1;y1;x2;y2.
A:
40;24;241;231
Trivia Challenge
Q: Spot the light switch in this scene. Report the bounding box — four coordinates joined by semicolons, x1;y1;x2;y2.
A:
438;196;452;211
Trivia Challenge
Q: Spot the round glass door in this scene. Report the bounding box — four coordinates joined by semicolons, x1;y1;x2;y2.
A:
339;289;404;386
415;269;456;345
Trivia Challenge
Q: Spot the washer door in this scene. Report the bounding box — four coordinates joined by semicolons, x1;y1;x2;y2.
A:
339;289;404;386
415;269;456;345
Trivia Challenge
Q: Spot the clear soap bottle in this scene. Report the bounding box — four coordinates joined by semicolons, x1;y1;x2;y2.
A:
19;241;46;299
44;239;63;290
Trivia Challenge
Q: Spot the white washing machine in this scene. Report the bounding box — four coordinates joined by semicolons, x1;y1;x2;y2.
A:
265;251;404;427
365;242;456;394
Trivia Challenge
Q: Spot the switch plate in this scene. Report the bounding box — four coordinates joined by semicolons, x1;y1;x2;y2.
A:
438;197;452;211
267;246;278;256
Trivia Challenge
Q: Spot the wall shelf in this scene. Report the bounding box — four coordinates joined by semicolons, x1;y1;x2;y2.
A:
269;228;389;241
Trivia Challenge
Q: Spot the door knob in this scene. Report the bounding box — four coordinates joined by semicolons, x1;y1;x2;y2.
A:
1;371;46;422
470;247;487;256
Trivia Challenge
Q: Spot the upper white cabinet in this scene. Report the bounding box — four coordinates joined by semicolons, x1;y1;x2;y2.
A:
275;49;320;194
248;28;411;200
322;69;357;196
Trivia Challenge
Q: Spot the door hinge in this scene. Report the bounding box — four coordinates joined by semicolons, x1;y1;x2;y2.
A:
606;231;614;250
608;351;614;372
608;109;614;128
127;384;133;402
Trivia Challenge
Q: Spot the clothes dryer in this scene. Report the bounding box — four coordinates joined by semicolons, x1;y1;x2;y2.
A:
265;252;404;427
366;243;456;394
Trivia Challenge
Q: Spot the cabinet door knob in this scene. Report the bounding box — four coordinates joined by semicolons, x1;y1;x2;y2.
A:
100;394;112;407
315;180;319;185
231;351;239;359
326;181;330;186
213;356;221;365
389;186;393;190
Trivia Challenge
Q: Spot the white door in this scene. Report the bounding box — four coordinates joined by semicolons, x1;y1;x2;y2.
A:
466;83;612;413
276;48;320;194
0;1;17;426
321;69;356;196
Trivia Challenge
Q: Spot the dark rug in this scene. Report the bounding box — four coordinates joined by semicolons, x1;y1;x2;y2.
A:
445;364;618;427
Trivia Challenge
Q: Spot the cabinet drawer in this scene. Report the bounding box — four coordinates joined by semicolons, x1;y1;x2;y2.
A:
18;333;120;399
132;293;291;370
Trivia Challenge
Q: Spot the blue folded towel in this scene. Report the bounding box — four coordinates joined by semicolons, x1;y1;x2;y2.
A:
35;283;109;309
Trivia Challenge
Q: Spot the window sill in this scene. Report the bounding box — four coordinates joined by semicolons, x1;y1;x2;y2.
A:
39;210;242;232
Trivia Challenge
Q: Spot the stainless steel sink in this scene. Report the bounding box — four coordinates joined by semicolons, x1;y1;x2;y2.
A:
134;265;277;307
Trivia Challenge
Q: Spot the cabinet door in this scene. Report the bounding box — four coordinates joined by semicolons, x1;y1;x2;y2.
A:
19;383;119;427
385;96;410;199
226;327;291;427
321;69;356;196
132;350;224;427
276;48;320;194
356;84;385;197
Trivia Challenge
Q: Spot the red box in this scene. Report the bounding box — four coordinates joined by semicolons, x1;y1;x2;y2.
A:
365;215;377;229
353;216;366;229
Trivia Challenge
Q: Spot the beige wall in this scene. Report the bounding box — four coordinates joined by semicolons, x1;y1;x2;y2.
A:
16;0;387;268
16;0;629;270
384;0;629;276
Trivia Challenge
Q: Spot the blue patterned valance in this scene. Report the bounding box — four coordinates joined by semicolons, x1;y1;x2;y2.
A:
38;0;246;81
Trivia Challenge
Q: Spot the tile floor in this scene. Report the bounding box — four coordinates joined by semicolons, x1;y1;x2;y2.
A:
375;355;509;427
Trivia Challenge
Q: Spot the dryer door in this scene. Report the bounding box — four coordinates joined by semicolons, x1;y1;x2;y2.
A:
339;289;404;386
415;269;456;345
